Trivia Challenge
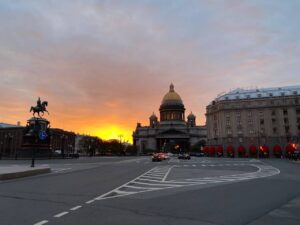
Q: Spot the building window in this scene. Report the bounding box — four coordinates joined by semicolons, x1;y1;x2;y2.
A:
227;129;232;135
272;118;276;123
237;117;242;125
273;127;277;134
249;129;254;135
283;109;288;115
285;126;290;133
259;111;264;117
226;120;231;126
271;110;276;116
260;119;264;125
284;118;289;124
239;137;243;143
248;111;252;117
296;109;300;115
248;118;253;124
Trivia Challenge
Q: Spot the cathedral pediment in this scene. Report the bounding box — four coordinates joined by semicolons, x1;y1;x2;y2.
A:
157;129;188;135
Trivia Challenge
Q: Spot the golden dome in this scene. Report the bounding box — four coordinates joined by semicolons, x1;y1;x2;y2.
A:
161;83;183;105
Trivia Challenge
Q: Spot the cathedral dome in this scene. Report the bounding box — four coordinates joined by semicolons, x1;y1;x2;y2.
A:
159;83;185;124
161;83;183;106
149;112;158;120
187;112;196;119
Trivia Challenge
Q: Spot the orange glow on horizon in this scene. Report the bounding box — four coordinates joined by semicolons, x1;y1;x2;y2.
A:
90;125;133;144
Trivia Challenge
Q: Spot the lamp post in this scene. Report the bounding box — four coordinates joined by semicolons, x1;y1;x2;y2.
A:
118;135;123;155
4;133;14;158
0;141;3;159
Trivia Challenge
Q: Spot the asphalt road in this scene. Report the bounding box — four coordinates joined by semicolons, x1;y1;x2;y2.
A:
0;156;300;225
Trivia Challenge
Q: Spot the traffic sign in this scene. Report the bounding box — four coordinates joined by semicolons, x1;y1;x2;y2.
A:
39;130;47;141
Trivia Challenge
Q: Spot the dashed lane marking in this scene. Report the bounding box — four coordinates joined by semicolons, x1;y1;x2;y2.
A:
52;168;72;173
32;162;279;225
85;200;95;204
70;206;82;211
53;212;69;218
34;220;48;225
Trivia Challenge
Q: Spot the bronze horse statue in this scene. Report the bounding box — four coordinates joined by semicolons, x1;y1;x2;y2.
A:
30;100;49;118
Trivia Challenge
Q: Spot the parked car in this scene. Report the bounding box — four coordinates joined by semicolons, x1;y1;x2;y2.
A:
178;153;191;160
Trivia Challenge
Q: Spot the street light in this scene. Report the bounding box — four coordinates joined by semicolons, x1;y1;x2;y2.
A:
118;135;124;155
4;133;14;158
0;141;3;159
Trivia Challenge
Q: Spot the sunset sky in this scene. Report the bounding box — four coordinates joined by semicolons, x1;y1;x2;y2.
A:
1;0;300;142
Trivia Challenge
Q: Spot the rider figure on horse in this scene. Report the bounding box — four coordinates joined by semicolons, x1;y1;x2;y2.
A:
37;97;42;109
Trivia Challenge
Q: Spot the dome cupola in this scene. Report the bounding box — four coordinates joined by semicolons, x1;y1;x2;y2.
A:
149;112;158;127
159;83;185;124
161;83;183;107
187;112;196;127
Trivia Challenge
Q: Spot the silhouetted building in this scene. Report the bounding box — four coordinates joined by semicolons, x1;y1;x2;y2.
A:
0;125;75;158
133;84;207;154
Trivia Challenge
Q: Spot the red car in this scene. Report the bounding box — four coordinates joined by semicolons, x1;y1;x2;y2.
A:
152;153;165;162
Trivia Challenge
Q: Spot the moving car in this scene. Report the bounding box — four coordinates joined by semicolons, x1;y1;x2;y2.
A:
178;153;191;160
152;153;165;162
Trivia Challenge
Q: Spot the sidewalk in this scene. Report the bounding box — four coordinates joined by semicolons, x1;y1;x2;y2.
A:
0;165;51;180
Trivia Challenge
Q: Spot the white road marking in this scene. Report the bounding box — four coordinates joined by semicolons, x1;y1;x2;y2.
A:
53;168;72;173
85;200;95;204
162;166;174;182
34;220;49;225
70;205;82;211
54;212;69;218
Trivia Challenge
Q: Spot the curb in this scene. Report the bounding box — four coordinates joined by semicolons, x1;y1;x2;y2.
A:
0;168;51;180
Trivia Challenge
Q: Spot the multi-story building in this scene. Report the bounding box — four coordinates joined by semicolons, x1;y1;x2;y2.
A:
133;84;207;154
0;122;76;158
206;86;300;157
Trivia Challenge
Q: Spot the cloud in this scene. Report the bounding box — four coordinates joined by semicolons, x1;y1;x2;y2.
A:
0;0;300;141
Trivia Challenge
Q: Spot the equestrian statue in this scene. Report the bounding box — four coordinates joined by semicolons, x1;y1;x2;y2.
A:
30;97;49;118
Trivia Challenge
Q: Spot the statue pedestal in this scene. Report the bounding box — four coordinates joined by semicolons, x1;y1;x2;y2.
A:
20;117;52;158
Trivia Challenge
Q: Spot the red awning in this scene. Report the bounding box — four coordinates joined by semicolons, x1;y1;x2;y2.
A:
226;145;234;153
249;145;257;154
286;144;296;152
273;145;282;153
209;146;216;154
238;146;245;153
216;146;223;153
204;146;209;154
260;145;269;152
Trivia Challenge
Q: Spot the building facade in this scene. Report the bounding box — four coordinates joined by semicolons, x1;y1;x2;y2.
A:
133;84;207;154
0;124;76;158
206;86;300;157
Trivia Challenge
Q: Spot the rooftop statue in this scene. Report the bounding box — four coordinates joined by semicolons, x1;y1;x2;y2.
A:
30;97;49;118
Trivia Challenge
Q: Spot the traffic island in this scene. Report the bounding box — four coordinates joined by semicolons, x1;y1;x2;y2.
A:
0;165;51;180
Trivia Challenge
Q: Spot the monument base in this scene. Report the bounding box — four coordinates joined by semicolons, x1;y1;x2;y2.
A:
20;117;52;158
